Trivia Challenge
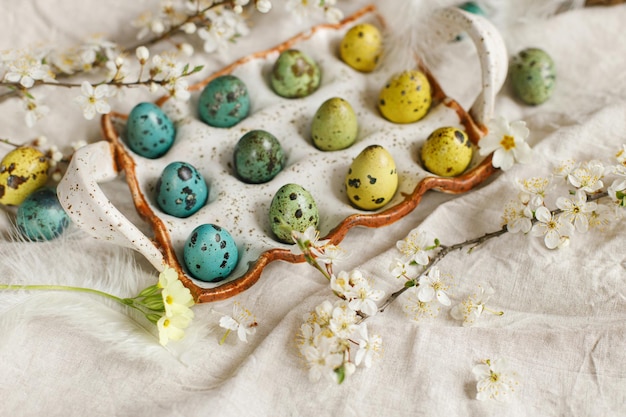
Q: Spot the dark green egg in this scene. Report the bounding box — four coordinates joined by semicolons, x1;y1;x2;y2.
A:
510;48;556;105
234;130;285;184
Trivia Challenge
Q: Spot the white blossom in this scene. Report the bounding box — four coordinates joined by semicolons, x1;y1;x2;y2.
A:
218;302;257;343
473;358;520;402
531;206;575;249
354;324;382;368
478;116;532;171
451;284;499;326
502;199;533;233
396;229;432;266
417;267;451;306
556;190;597;233
74;81;113;120
22;94;50;127
567;159;605;193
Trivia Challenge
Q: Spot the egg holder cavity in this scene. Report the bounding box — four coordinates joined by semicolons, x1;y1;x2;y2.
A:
57;5;507;303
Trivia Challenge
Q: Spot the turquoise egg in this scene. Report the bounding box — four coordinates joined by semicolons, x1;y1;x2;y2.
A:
184;224;239;282
510;48;556;105
234;130;285;184
270;49;321;99
16;187;70;241
156;161;208;218
126;102;176;159
198;75;250;128
269;183;319;243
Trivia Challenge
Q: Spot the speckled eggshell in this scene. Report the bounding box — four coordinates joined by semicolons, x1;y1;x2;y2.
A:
378;70;432;124
339;23;383;72
125;102;176;159
0;147;49;206
270;49;321;99
156;161;208;218
269;183;319;243
234;130;285;184
345;145;398;210
510;48;556;105
198;75;251;128
184;224;239;282
311;97;358;151
421;127;473;177
16;187;70;241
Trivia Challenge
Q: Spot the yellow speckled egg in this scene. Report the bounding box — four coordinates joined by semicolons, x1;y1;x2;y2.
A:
378;70;432;124
0;147;49;206
345;145;398;210
340;23;383;73
421;127;473;177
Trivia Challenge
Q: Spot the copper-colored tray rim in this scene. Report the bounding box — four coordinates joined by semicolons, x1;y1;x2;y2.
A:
100;5;499;303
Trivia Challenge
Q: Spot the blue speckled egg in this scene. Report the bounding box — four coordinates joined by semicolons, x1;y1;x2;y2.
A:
16;187;70;241
269;183;319;243
126;102;176;159
184;224;239;282
198;75;250;128
156;161;208;218
234;130;285;184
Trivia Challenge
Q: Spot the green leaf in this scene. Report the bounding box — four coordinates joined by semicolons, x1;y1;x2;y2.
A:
335;366;346;384
404;280;416;288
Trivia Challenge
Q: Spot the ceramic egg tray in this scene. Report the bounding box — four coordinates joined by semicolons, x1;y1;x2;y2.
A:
58;5;507;303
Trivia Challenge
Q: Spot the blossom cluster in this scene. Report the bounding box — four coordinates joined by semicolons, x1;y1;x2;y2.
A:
153;267;195;346
502;144;626;249
292;227;384;383
0;0;346;128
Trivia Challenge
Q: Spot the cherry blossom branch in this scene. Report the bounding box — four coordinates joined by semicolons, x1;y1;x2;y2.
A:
0;1;232;102
378;191;608;313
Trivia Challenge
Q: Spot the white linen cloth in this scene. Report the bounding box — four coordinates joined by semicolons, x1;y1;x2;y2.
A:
0;1;625;416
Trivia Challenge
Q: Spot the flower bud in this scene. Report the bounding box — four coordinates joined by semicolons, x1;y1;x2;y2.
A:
256;0;272;13
181;22;196;34
136;46;150;64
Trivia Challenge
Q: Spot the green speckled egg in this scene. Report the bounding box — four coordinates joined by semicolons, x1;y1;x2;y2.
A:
378;70;432;124
340;23;383;72
17;187;70;241
0;147;49;206
198;75;250;127
126;102;176;159
269;183;319;243
311;97;358;151
270;49;321;99
345;145;398;211
510;48;556;105
421;127;473;177
184;224;239;282
234;130;285;183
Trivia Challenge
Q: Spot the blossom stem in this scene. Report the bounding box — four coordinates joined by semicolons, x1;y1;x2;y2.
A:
0;283;150;316
0;138;22;148
219;329;231;345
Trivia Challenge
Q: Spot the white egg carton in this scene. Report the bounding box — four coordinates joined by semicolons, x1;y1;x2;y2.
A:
57;5;507;302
